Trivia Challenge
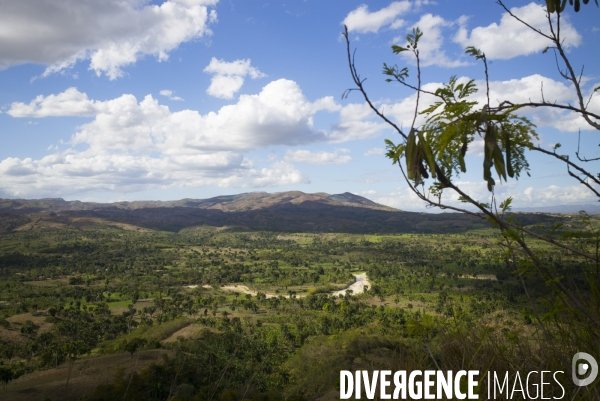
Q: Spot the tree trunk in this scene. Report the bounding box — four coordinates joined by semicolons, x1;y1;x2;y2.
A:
65;358;75;389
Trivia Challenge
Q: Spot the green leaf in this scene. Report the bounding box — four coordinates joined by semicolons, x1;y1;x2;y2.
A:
391;45;408;54
503;228;520;242
385;139;405;164
420;101;444;115
407;27;423;49
499;197;513;212
465;46;484;60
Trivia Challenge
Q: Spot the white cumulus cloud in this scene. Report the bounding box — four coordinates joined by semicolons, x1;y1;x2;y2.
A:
329;103;389;142
159;90;184;101
1;79;341;196
454;2;581;60
0;0;218;79
343;1;411;33
8;87;100;117
520;184;597;206
9;80;339;152
244;162;309;188
285;150;352;164
396;14;467;68
204;58;266;99
364;147;385;156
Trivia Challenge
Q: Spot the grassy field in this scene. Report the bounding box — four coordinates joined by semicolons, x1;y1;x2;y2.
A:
0;214;596;399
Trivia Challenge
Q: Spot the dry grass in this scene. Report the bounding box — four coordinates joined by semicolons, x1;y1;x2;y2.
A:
5;349;172;401
3;312;54;337
22;278;68;287
13;220;67;232
161;323;219;343
14;216;153;233
68;217;154;232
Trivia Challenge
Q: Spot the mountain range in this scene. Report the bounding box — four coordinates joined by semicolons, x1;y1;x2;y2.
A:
0;191;576;234
514;204;600;215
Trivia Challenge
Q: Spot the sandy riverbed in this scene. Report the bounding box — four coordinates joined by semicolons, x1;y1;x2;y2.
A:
331;273;370;296
186;273;371;299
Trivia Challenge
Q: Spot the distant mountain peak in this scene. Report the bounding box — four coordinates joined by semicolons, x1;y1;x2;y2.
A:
189;191;397;212
0;191;397;213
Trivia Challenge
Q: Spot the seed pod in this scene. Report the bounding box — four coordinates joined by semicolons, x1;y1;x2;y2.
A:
483;125;497;191
405;130;418;181
418;131;437;179
505;135;515;178
459;132;468;173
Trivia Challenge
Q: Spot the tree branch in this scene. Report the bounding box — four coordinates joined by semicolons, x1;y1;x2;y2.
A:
533;146;600;187
343;26;407;140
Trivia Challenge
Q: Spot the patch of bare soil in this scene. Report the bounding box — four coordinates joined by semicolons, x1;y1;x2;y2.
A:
211;273;371;299
161;323;219;343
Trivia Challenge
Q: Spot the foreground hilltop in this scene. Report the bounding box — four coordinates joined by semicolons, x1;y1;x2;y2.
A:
0;190;564;234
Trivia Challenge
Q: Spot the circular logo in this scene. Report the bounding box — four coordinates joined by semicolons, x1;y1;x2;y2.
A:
572;352;598;387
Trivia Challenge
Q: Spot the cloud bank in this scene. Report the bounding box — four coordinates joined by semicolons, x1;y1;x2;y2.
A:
1;79;341;196
0;0;218;79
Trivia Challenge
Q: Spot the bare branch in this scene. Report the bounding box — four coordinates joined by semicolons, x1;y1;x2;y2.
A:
533;146;600;187
494;101;600;123
546;4;600;130
496;1;554;40
410;48;421;132
576;130;600;162
343;26;407;140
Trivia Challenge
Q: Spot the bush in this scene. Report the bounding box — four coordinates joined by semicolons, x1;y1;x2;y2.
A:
68;276;84;285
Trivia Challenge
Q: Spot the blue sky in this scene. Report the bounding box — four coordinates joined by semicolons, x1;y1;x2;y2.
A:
0;0;599;211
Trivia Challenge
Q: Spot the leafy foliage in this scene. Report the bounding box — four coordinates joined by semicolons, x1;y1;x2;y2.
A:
384;34;538;194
